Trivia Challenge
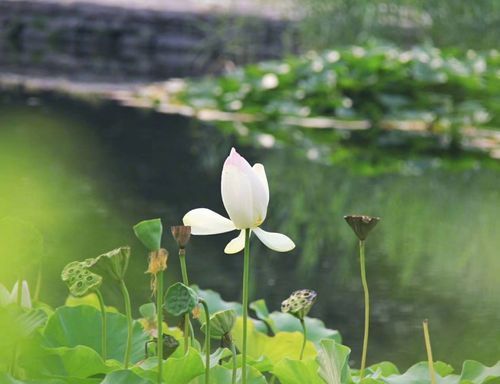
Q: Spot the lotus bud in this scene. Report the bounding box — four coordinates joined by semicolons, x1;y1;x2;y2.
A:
344;215;380;241
171;226;191;250
281;289;317;320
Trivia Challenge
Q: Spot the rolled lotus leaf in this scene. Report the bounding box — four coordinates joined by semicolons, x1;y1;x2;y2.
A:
61;261;102;297
201;309;236;338
281;289;318;320
133;218;163;251
164;282;198;317
89;246;131;280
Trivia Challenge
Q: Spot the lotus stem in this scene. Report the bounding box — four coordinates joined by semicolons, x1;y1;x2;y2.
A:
299;318;307;360
119;279;133;368
200;299;211;384
242;228;251;384
359;240;369;380
179;249;192;353
156;271;164;384
423;319;437;384
95;289;107;360
229;336;237;384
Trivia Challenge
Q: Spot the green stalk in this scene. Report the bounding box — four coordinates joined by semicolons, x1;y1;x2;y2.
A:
200;299;211;384
359;240;369;380
299;318;307;360
95;289;107;360
229;336;237;384
242;228;251;384
179;249;191;353
157;271;164;384
119;279;133;368
423;319;437;384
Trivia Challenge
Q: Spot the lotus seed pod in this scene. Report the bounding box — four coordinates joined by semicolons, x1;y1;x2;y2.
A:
61;261;102;297
281;289;317;320
164;282;198;317
344;215;380;240
201;309;236;338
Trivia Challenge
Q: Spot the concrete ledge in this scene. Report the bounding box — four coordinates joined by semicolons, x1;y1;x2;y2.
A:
0;0;297;82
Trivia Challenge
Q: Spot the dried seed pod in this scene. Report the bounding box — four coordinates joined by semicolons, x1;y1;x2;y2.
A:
171;226;191;249
344;215;380;240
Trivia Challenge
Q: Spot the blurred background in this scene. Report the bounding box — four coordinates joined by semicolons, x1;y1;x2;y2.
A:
1;0;499;371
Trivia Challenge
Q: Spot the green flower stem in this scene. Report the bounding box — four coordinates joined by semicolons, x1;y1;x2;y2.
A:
423;319;437;384
119;279;133;368
95;289;107;360
299;318;307;360
359;240;369;380
229;336;237;384
200;299;211;384
156;271;164;384
179;249;192;353
242;228;251;384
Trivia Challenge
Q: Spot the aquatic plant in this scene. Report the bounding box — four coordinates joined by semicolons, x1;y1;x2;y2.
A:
3;149;500;384
171;225;193;352
344;214;380;379
183;147;295;384
281;289;318;360
134;218;167;384
61;260;107;359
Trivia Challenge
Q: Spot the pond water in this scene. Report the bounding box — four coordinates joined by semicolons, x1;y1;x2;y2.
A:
1;90;500;370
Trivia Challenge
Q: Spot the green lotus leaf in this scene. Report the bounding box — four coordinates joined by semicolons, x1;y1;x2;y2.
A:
164;282;198;317
250;299;276;333
43;305;149;364
18;345;119;379
102;370;154;384
316;339;351;384
272;358;324;384
193;286;242;315
379;362;455;384
61;261;102;297
89;246;131;281
232;317;317;365
133;218;163;251
266;312;341;344
189;365;267;384
201;309;236;338
161;347;205;384
459;360;500;384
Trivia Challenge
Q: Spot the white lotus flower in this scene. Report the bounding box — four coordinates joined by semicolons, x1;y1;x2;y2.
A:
0;280;32;309
183;148;295;254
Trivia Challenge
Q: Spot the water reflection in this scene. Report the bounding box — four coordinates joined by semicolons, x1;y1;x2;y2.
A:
0;90;499;369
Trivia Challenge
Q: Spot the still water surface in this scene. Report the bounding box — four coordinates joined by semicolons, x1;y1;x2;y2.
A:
0;90;499;370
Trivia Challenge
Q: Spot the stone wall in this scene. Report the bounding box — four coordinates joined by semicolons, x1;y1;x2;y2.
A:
0;0;297;82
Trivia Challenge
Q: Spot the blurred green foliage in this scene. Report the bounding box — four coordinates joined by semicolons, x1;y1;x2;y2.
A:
175;43;499;135
296;0;500;50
